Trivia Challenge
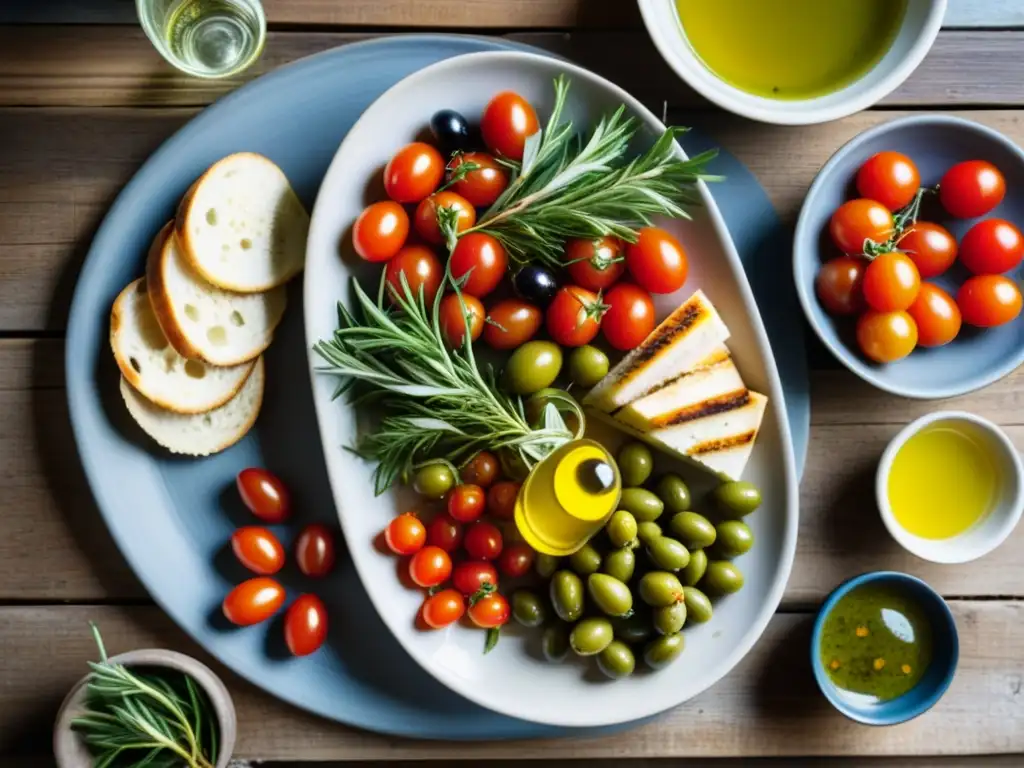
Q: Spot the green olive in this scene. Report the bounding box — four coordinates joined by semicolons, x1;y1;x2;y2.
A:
569;543;602;576
550;570;584;622
646;536;690;572
535;553;561;579
654;474;691;514
605;510;638;548
636;521;662;545
542;623;571;663
681;548;708;587
597;640;636;679
503;341;563;395
653;601;687;635
682;586;713;623
602;547;636;583
511;589;547;628
638;571;684;607
567;345;610;389
643;633;685;669
619;488;664;522
570;617;615;656
703;561;745;595
617;442;653;487
411;463;455;499
669;511;717;550
712;480;762;518
714;520;754;558
587;573;633;617
611;611;653;644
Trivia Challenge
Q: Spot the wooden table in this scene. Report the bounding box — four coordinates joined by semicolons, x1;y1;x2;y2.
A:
1;2;1023;765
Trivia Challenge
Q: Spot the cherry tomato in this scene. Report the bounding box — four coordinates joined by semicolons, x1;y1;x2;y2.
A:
413;191;476;245
438;292;485;348
487;481;520;520
815;256;867;316
421;589;466;629
564;237;626;291
624;227;688;294
352;201;409;263
385;245;442;306
940;160;1006;219
449;233;508;298
482;299;542;350
295;524;336;578
464;521;503;560
384;512;426;556
545;285;606;347
856;310;918;364
829;199;894;255
908;283;962;348
236;468;290;523
447;484;486;523
427;512;464;553
222;577;285;626
480;91;539;161
498;542;535;578
284;594;328;656
898;221;958;278
408;546;453;588
856;151;920;211
452;560;499;596
231;526;285;575
957;275;1023;328
467;592;510;629
461;451;498;488
862;251;921;312
384;142;445;203
449;152;509;207
959;218;1024;275
601;283;655;351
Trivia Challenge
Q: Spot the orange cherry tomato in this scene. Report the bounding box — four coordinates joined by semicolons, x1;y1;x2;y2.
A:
449;152;509;208
856;310;918;364
461;451;499;488
449;233;508;298
467;592;510;629
421;589;466;629
352;201;409;263
284;594;328;656
908;283;962;348
862;251;921;312
958;218;1024;275
481;91;539;161
487;481;520;520
564;236;626;292
624;227;688;294
939;160;1006;219
413;191;476;245
957;275;1023;328
237;468;291;523
898;221;958;278
222;577;285;626
482;299;543;350
408;546;452;587
231;526;285;575
384;142;445;203
545;285;606;347
816;255;867;316
385;245;443;307
438;293;485;348
447;484;486;523
856;151;920;211
601;282;656;351
295;524;336;578
384;512;427;556
829;199;894;255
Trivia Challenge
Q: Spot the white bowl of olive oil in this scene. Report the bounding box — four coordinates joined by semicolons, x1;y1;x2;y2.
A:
877;412;1024;564
639;0;946;125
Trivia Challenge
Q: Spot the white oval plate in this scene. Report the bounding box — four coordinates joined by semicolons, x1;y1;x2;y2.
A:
304;51;799;728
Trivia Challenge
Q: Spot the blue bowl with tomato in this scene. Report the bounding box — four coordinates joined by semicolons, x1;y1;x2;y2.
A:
794;114;1024;399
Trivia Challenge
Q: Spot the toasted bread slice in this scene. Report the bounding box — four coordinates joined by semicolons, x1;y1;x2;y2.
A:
175;152;308;292
110;277;255;414
120;356;265;456
147;221;287;366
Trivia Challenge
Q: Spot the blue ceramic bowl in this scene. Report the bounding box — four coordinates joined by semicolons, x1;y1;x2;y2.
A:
794;114;1024;399
811;572;959;726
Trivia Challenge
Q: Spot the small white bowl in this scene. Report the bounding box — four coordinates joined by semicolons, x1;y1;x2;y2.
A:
637;0;947;125
876;411;1024;564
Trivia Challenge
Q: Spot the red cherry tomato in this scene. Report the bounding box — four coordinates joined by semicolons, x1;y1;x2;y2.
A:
908;283;962;348
461;451;499;488
898;221;958;278
624;227;688;294
408;546;452;587
384;512;426;556
481;91;539;161
449;233;508;298
482;299;543;350
601;283;655;351
487;481;520;520
284;594;328;656
236;468;291;523
564;237;626;291
856;310;918;364
545;285;606;347
464;521;503;561
222;577;285;626
957;275;1023;328
413;191;476;245
498;542;535;578
940;160;1006;219
447;484;486;523
958;218;1024;275
384;142;445;203
231;526;285;575
467;592;510;629
426;512;464;553
438;292;485;348
862;251;921;312
385;245;443;307
856;151;920;211
421;589;466;629
815;256;867;316
352;201;409;263
452;560;499;596
449;152;509;208
829;199;894;255
295;524;336;578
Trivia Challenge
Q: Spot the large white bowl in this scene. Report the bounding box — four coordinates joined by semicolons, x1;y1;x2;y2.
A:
304;50;799;727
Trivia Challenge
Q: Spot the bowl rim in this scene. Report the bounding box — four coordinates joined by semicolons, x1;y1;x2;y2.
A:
875;410;1024;563
636;0;947;126
810;570;959;726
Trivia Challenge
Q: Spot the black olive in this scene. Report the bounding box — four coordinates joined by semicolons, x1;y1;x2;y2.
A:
512;265;559;308
430;109;472;154
577;459;616;495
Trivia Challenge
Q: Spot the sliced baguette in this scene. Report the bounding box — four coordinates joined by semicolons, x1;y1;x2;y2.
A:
120;356;265;457
147;221;287;366
111;277;255;414
175;152;309;292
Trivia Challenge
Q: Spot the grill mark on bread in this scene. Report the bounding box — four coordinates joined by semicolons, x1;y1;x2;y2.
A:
650;389;750;428
688;430;758;455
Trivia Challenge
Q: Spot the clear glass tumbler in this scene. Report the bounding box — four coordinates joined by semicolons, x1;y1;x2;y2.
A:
136;0;267;79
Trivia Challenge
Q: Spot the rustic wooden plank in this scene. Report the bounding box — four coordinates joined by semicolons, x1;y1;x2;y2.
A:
1;603;1019;760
